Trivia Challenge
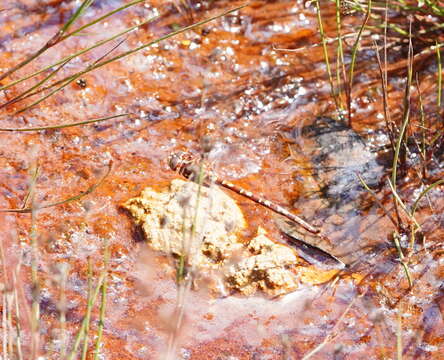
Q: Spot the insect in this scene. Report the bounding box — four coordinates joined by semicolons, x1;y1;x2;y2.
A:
76;78;87;88
168;151;320;235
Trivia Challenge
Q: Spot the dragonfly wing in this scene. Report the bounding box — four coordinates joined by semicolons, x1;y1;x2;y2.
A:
275;217;346;269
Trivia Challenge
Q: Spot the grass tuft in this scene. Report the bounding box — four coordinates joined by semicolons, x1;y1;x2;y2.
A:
1;5;246;113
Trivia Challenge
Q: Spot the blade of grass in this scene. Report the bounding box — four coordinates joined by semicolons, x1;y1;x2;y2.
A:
81;258;93;360
392;232;405;260
58;264;68;359
347;0;372;125
387;179;420;229
399;260;413;288
22;164;40;209
273;31;372;53
411;179;444;215
436;41;442;109
0;161;112;214
10;245;24;360
374;40;396;150
335;0;347;110
67;271;107;360
29;163;40;359
0;1;147;85
60;0;145;42
392;232;413;288
93;239;110;360
383;0;389;121
0;113;131;132
168;160;208;360
314;0;342;117
391;19;413;191
12;269;23;360
177;201;189;283
415;74;427;179
387;176;420;258
59;0;95;36
176;161;206;283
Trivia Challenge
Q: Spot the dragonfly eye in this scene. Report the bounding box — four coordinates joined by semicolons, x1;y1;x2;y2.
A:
168;152;182;172
168;152;195;173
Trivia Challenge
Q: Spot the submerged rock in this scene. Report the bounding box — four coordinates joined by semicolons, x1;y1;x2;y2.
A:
299;116;384;211
281;117;390;268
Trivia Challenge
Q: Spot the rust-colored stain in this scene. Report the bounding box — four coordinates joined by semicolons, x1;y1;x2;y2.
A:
0;1;443;359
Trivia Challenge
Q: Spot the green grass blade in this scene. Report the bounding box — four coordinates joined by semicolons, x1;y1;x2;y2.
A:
93;240;110;360
29;169;40;358
60;0;95;35
21;165;40;208
62;0;145;41
411;179;444;215
436;41;442;108
391;20;413;190
69;4;248;81
67;272;106;360
347;0;372;123
314;0;341;116
0;113;131;132
335;0;346;109
81;258;93;360
387;179;420;229
12;273;23;360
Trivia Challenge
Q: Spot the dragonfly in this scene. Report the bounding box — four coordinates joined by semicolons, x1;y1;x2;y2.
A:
168;151;320;235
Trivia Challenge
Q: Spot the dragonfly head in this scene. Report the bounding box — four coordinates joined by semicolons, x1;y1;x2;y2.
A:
168;151;196;177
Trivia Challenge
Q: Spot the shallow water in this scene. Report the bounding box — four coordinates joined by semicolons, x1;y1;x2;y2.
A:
0;1;442;359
